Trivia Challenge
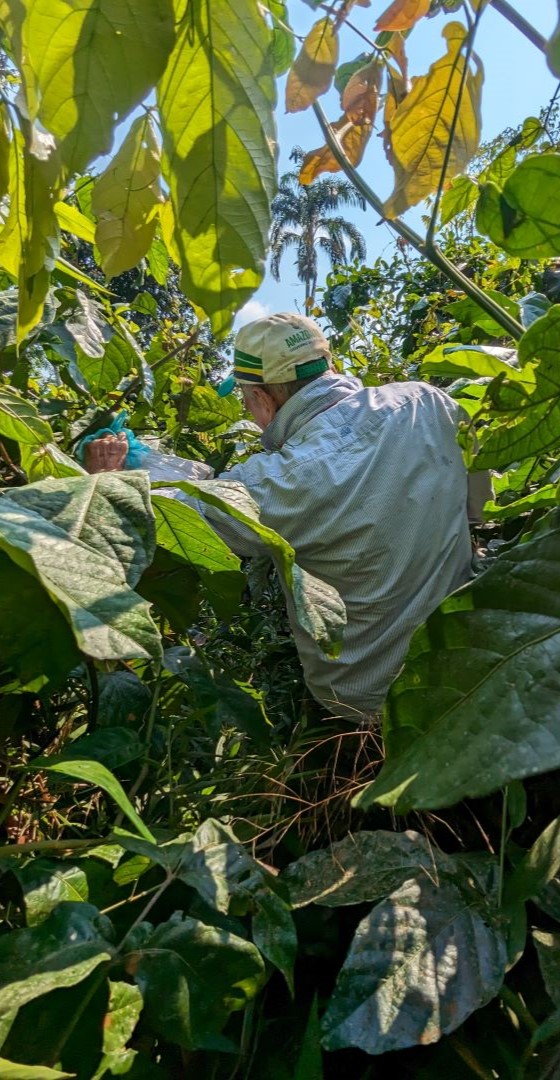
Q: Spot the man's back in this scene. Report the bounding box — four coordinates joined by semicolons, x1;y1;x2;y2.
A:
224;373;473;718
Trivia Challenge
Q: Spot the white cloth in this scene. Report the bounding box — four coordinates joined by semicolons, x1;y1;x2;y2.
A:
145;375;476;719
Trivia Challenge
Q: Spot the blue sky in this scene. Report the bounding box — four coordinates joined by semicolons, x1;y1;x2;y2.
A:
236;0;559;326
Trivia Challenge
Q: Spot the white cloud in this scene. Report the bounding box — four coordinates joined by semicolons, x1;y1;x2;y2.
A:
234;300;272;328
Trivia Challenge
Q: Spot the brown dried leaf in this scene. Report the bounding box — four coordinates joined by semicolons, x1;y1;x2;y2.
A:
286;17;339;113
299;115;373;184
375;0;431;32
341;59;381;124
335;0;371;29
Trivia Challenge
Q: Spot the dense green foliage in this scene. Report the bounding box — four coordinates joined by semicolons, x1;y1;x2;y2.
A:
0;1;559;1077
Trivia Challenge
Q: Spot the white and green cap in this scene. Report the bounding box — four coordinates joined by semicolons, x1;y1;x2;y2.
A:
218;313;332;397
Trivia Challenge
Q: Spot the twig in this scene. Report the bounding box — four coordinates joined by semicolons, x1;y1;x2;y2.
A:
311;101;525;341
490;0;547;56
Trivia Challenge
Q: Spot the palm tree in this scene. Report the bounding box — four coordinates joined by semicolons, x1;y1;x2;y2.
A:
270;147;367;307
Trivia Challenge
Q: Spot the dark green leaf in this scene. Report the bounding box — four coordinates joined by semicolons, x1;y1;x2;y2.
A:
252;888;297;994
132;912;265;1050
294;997;323;1080
354;509;560;813
445;290;520;337
519;292;551;328
60;728;145;770
97;671;151;728
321;875;507;1054
533;931;560;1009
282;830;454;908
0;903;113;1016
504;816;560;907
15;859;89;926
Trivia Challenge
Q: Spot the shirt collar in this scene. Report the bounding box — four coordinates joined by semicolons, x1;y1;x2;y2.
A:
260;372;363;451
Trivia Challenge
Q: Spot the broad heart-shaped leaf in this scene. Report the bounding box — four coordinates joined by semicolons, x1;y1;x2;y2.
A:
533;931;560;1008
476;155;560;259
476;306;560;469
0;494;161;664
29;757;155;843
187;385;242;434
321;874;507;1055
153;479;346;658
97;670;151;728
20;443;85;484
384;22;483;218
286;17;338;113
14;859;89;927
131;912;265;1051
76;333;140;396
7;473;156;588
353;509;560;814
20;0;175;176
92;114;162;280
375;0;430;31
157;0;276;337
0;387;53;446
439;174;478;225
0;902;114;1017
282;830;455;909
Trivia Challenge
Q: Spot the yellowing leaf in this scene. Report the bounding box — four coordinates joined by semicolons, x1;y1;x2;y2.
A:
384;22;483;218
0;127;26;280
341;59;381;124
375;0;430;32
21;0;175;176
299;115;373;184
158;0;276;337
55;201;96;244
286;17;339;113
92;114;162;280
382;64;408;165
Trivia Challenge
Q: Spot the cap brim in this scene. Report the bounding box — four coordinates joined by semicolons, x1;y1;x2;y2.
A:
216;374;236;397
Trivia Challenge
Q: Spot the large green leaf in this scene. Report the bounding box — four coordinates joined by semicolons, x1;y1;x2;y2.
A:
132;912;265;1050
353;509;560;813
30;757;155;842
7;473;156;588
252;888;297;994
282;830;454;908
65;290;110;359
0;387;53;446
477;155;560;258
152;494;240;575
477;306;560;469
92;114;162;280
157;0;277;335
420;343;520;382
321;874;507;1054
91;980;143;1079
0;494;161;664
14;859;89;926
76;334;139;396
0;903;113;1017
21;0;175;175
187;385;242;433
153;480;346;657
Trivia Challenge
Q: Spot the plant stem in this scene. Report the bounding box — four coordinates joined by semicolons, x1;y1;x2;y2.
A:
499;984;538;1034
498;784;509;908
114;670;162;829
490;0;548;56
0;836;104;858
311;101;525;341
